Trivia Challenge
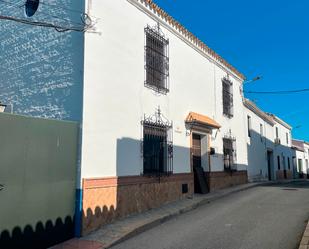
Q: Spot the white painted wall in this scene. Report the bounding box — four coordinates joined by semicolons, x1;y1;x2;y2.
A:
293;142;309;175
82;0;248;178
244;107;274;181
295;149;305;174
304;143;309;175
272;119;294;179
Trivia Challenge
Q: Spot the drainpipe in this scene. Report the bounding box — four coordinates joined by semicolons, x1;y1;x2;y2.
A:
74;123;83;237
75;188;83;237
74;122;83;237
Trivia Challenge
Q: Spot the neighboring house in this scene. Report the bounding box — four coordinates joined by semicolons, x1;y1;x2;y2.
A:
304;142;309;177
0;0;86;246
268;114;294;180
0;0;85;121
292;139;309;178
244;100;295;181
244;99;275;181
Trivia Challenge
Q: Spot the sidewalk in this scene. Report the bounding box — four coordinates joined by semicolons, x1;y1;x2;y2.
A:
299;221;309;249
51;182;268;249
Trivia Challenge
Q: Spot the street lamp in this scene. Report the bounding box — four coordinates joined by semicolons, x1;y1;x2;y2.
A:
241;76;262;97
243;76;262;84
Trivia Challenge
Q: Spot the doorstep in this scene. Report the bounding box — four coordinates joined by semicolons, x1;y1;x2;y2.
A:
51;182;265;249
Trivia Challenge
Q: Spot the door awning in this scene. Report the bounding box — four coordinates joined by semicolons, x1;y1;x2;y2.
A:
186;112;221;129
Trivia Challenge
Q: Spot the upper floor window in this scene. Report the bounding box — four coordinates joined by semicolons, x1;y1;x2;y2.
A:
260;123;263;141
275;127;279;139
222;78;233;118
223;137;237;171
145;25;169;94
247;115;251;137
286;132;289;144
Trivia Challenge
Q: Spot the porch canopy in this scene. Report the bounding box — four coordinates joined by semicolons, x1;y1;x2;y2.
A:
185;112;221;134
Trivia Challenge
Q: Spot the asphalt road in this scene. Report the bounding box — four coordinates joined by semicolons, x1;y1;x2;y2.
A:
111;181;309;249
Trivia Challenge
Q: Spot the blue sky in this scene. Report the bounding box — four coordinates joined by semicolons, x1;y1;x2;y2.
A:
154;0;309;141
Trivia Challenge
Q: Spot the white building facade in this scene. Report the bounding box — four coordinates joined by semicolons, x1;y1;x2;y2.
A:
1;0;303;241
244;100;294;182
244;99;275;181
292;139;309;178
81;0;249;234
269;115;294;180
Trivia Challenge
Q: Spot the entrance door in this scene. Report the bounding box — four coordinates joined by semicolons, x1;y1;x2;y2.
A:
192;134;208;194
267;151;273;181
192;134;202;169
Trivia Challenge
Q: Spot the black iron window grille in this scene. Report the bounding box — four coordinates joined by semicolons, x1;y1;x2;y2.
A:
141;108;173;176
144;25;169;94
223;137;237;171
222;77;233;118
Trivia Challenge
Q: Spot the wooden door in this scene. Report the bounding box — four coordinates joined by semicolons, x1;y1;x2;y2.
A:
192;133;201;169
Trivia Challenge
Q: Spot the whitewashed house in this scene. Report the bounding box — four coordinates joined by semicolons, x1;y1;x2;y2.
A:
292;139;309;178
244;99;275;181
268;114;294;180
81;0;249;234
0;0;250;236
304;142;309;177
244;99;295;181
0;0;86;246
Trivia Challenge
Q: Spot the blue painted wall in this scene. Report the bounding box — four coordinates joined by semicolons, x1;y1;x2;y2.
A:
0;0;85;121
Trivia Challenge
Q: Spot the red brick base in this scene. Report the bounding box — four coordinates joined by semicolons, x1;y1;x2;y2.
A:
276;170;293;180
206;170;248;191
82;173;194;235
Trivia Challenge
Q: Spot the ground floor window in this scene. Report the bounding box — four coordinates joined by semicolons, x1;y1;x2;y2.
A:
298;159;303;172
142;110;173;176
223;137;237;171
283;156;286;169
277;156;281;170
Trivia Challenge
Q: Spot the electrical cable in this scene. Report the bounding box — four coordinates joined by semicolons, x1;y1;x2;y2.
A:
0;14;88;32
244;88;309;95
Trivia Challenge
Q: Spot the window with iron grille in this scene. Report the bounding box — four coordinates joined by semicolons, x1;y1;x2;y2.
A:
142;120;173;176
144;25;169;93
223;138;237;171
222;78;233;118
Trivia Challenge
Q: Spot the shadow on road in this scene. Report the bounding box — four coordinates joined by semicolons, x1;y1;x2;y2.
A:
260;180;309;189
